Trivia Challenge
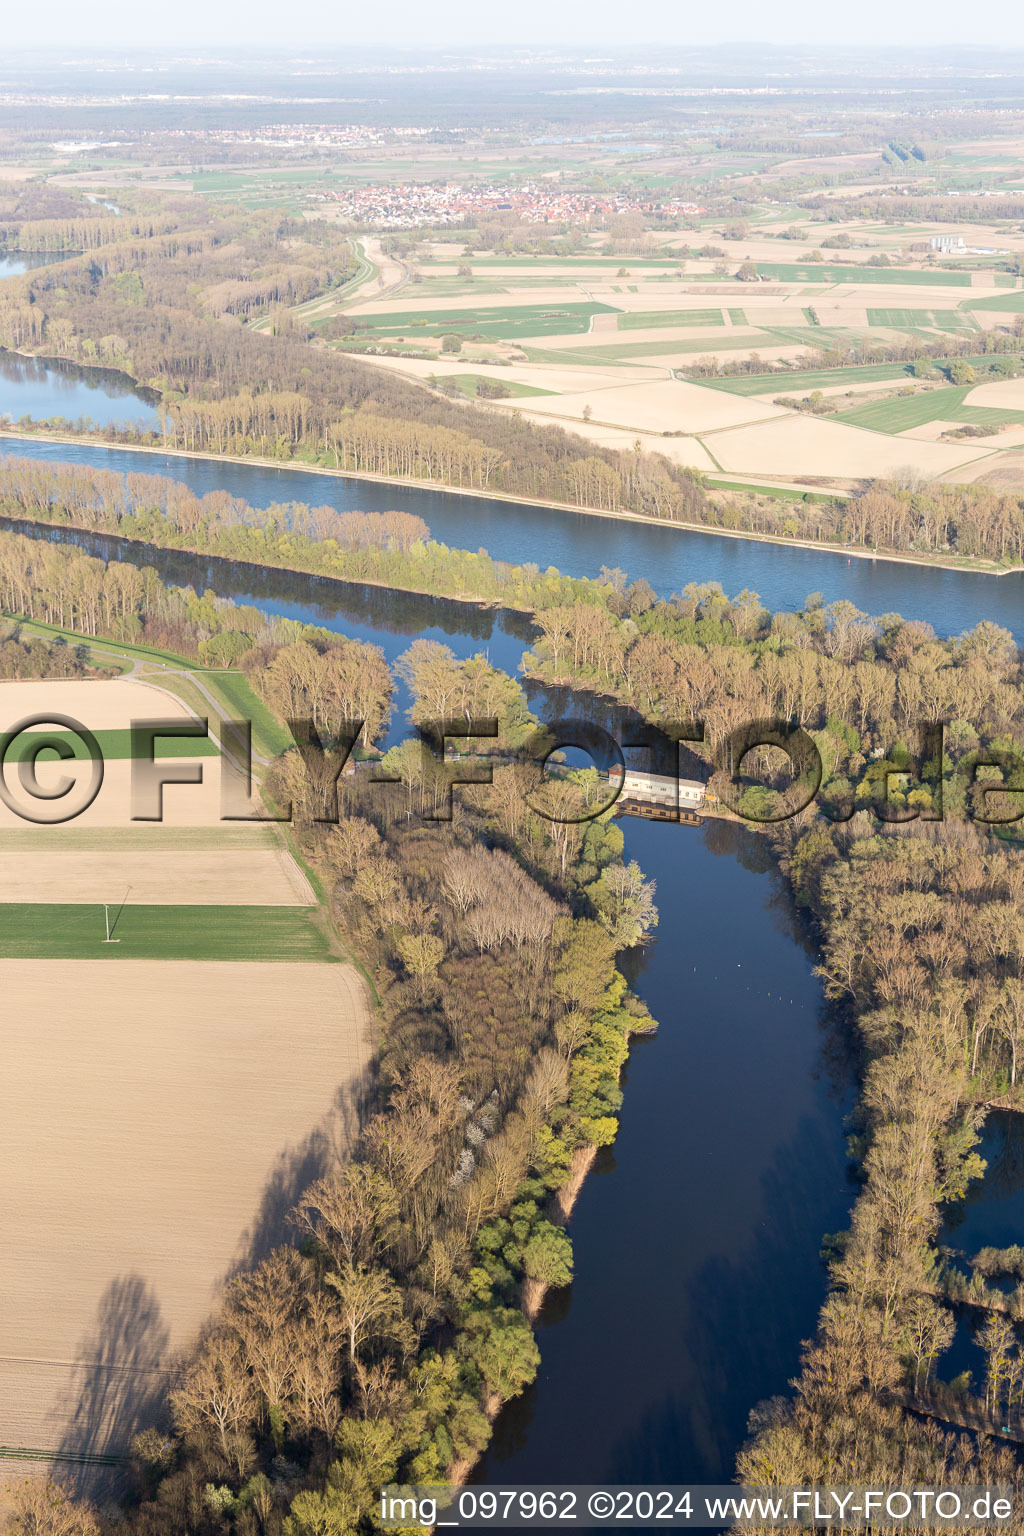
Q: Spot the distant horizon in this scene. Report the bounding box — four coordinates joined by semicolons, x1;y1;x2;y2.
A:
5;4;1024;54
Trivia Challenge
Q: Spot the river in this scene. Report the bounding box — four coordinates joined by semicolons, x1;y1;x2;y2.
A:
0;366;1013;1494
1;429;1023;639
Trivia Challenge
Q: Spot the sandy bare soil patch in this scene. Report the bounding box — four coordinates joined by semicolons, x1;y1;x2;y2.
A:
0;757;232;830
707;413;991;480
0;847;314;905
0;959;370;1459
963;380;1024;410
941;453;1024;490
355;352;643;392
513;412;719;474
0;678;193;734
520;379;788;435
897;420;971;442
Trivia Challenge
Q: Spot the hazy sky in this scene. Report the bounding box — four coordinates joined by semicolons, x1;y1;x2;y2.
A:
6;0;1023;52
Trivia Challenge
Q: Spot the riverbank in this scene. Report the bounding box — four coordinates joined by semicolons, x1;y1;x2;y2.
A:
0;505;539;618
2;425;1021;579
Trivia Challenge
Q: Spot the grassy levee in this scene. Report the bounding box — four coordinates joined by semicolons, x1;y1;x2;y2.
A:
4;613;208;672
0;903;334;960
2;614;291;761
202;670;295;757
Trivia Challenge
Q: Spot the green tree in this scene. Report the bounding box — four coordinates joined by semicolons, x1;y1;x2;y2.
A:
459;1308;540;1398
522;1222;574;1287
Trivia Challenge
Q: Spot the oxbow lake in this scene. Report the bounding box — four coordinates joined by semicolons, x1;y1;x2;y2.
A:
0;354;161;432
0;251;75;279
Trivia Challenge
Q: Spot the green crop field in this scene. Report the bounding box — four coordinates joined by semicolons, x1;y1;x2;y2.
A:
754;263;973;287
0;904;334;961
435;373;554;398
617;308;724;330
832;387;973;431
697;354;1022;396
523;334;772;365
867;308;979;330
697;362;923;395
968;291;1024;313
832;386;1024;434
760;325;850;348
352;301;620;340
0;727;219;763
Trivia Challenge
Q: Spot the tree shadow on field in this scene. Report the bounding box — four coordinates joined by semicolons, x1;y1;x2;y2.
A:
55;1274;172;1494
227;1068;373;1277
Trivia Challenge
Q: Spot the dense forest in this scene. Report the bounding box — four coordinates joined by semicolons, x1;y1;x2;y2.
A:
5;501;1024;1526
0;194;707;521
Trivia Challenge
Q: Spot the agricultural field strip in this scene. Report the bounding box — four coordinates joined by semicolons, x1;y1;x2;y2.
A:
703;410;994;479
1;727;219;761
0;959;370;1457
617;308;726;329
753;263;975;286
0;677;197;731
696;358;1018;396
0;904;334;961
832;386;1024;434
866;308;980;330
349;299;621;330
0;849;316;906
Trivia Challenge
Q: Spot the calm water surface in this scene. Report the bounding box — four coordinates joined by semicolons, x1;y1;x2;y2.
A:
0;252;74;278
477;818;852;1484
2;424;1023;638
0;357;160;431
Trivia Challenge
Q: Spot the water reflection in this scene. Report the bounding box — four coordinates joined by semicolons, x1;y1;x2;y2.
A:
0;351;159;429
943;1111;1024;1252
0;251;74;278
476;819;854;1485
